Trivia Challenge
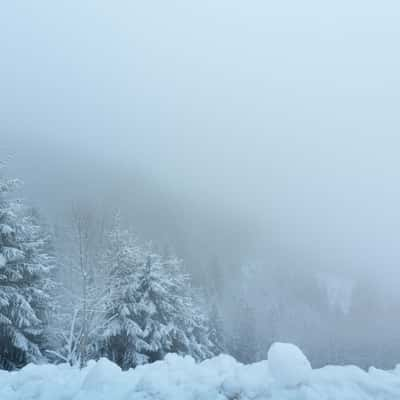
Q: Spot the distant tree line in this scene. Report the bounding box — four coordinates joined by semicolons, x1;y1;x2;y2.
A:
213;259;400;369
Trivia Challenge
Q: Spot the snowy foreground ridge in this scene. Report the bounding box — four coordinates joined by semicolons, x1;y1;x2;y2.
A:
2;343;400;400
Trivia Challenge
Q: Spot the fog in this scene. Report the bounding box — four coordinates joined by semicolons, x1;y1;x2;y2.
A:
2;1;400;366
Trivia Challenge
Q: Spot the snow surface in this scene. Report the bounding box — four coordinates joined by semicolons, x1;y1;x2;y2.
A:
2;343;400;400
267;342;311;387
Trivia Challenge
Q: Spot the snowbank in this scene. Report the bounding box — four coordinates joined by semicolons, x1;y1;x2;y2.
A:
267;342;311;387
1;343;400;399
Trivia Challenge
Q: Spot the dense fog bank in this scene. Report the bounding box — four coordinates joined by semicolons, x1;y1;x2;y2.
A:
2;0;400;369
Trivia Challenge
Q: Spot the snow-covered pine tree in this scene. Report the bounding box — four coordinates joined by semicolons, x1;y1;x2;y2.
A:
206;298;225;355
99;220;215;369
0;168;53;370
96;217;148;368
224;263;261;363
153;256;214;361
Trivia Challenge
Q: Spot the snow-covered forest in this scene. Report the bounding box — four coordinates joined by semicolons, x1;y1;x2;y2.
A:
1;172;400;399
0;164;219;370
1;159;400;373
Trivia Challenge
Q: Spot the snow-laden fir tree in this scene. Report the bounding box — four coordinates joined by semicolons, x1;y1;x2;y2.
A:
99;219;215;369
136;252;215;363
0;167;53;370
96;219;147;368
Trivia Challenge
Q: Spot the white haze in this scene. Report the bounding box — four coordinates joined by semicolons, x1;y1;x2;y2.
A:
2;2;400;314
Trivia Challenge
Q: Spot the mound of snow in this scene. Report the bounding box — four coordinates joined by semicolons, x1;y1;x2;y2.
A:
1;344;400;399
82;358;121;390
267;342;312;387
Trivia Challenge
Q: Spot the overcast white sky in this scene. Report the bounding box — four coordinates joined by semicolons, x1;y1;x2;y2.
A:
1;0;400;283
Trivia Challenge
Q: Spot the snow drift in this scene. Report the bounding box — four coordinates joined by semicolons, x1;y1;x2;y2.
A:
2;343;400;400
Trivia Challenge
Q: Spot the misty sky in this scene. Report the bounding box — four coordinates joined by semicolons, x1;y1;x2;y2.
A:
1;1;400;284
